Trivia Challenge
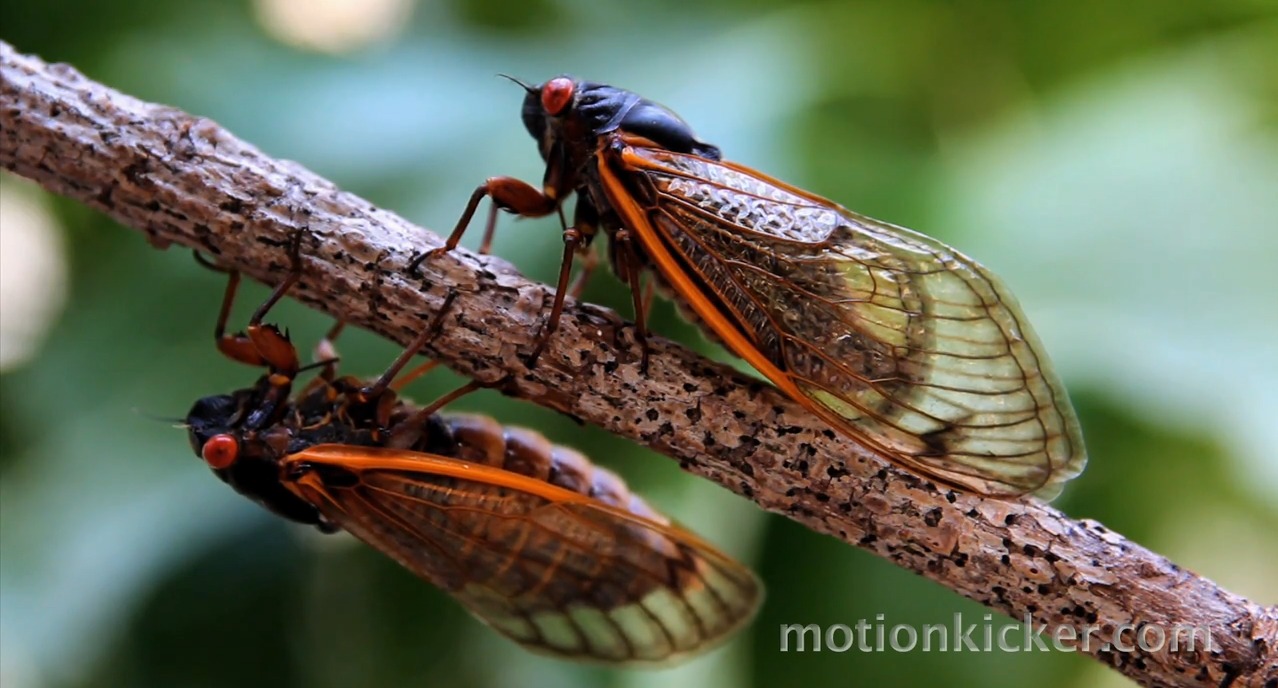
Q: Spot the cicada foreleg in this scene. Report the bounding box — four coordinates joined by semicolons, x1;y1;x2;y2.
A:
193;233;309;431
195;232;305;378
407;177;558;275
408;178;604;370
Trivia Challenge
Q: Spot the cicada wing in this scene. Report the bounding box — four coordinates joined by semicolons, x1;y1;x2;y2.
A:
282;445;761;665
612;144;1086;498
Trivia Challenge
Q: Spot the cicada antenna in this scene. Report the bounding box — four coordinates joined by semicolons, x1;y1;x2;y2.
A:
497;73;537;94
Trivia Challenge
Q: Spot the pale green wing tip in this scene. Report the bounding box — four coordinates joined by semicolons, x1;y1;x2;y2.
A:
1031;456;1086;501
1031;415;1089;502
469;570;764;666
1027;391;1088;498
1032;446;1089;501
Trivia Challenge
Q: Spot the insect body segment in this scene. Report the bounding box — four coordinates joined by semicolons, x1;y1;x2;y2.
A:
183;255;761;664
414;75;1086;499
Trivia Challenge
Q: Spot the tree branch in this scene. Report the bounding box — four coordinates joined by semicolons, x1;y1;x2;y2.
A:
1;41;1273;687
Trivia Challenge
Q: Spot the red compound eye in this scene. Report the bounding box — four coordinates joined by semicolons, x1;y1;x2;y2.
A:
202;434;240;469
541;77;575;116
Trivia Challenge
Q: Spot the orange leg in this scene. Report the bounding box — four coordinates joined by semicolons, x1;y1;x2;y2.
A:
241;233;305;375
407;177;558;274
194;233;304;375
407;177;600;370
392;360;442;392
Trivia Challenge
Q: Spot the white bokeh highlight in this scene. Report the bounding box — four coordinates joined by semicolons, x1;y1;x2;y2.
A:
0;180;68;372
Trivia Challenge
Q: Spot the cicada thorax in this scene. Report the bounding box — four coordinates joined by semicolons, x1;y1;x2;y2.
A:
286;378;393;449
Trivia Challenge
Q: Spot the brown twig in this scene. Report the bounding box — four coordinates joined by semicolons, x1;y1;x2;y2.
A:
1;41;1273;688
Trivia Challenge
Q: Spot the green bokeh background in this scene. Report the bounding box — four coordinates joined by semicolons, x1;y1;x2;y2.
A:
2;2;1275;687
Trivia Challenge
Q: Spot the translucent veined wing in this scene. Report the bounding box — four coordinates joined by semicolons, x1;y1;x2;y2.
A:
602;141;1086;499
281;444;762;664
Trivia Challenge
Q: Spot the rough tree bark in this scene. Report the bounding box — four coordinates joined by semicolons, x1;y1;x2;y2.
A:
1;41;1273;688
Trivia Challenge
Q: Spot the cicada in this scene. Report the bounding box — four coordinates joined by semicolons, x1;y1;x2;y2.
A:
411;76;1086;499
185;243;761;664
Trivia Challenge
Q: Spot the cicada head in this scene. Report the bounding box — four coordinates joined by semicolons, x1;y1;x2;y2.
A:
514;75;721;200
185;384;333;530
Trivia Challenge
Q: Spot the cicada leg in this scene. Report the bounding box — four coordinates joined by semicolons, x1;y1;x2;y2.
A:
408;177;598;370
328;290;492;449
613;228;652;373
385;377;487;448
566;242;599;299
523;220;583;367
355;290;460;404
292;319;348;400
194;232;305;377
310;320;346;381
194;233;309;430
406;177;558;274
566;195;603;300
640;275;656;321
526;195;608;366
392;359;443;392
